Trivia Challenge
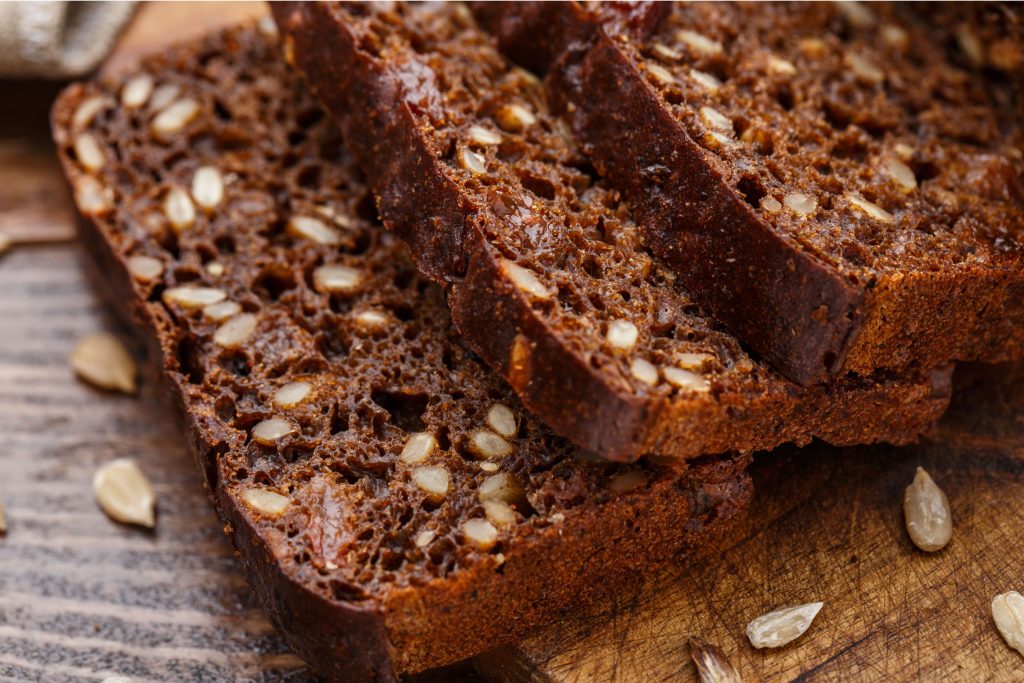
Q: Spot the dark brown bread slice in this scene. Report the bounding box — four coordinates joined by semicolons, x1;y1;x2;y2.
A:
51;24;752;681
475;1;1024;386
273;2;952;462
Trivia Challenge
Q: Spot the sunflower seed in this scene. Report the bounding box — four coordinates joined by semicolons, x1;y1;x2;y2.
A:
0;499;7;535
746;602;823;648
70;333;138;394
240;488;290;517
93;458;156;528
688;638;742;683
903;466;952;552
992;591;1024;657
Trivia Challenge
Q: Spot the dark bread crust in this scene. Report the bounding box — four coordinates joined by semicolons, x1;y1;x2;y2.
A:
274;1;952;462
52;25;751;680
477;1;1024;386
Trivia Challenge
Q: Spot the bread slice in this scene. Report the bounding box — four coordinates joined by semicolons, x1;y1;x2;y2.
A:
273;2;952;462
51;24;753;680
473;1;1024;385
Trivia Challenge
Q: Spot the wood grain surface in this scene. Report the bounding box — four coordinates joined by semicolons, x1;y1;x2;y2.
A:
479;373;1024;682
2;3;1024;682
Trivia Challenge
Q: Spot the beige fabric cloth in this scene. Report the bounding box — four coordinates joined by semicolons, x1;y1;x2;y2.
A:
0;1;136;78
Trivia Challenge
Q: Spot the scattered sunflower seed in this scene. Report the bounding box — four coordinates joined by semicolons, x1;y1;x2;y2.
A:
0;499;6;535
903;466;952;552
992;591;1024;658
93;458;156;528
746;602;823;649
70;333;138;394
688;637;742;683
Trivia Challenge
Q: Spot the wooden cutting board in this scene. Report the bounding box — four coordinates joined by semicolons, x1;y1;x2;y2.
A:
2;3;1022;681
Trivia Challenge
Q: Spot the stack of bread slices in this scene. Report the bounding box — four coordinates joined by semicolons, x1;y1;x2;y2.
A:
51;2;1022;680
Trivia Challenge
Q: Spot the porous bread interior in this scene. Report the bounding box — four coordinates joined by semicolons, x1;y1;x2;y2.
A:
334;1;876;410
56;26;722;604
619;2;1023;280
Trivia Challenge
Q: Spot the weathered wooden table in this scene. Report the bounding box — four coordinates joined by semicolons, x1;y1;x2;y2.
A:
2;4;1023;682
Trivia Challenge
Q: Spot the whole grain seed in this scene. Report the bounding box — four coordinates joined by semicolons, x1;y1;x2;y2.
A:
75;175;113;215
483;499;516;527
148;84;180;111
70;333;138;394
287;215;342;245
486;404;517;438
479;472;522;502
462;518;499;549
353;309;390;331
700;107;734;134
495;104;536;132
746;602;823;648
72;96;111;129
74;133;105;172
151;98;201;136
273;381;312;409
903;466;952;552
93;458;156;528
191;166;224;210
992;591;1024;657
630;358;659;386
469;429;513;460
652;43;681;62
206;262;225;277
401;433;438;465
163;187;196;233
240;488;290;517
501;260;551;300
252;417;297;445
767;55;797;76
313;264;363;294
847;194;894;223
127;255;164;282
884;159;917;192
836;1;876;29
414;530;436;548
844;52;884;85
783;192;817;216
121;73;154;108
213;313;258;348
663;367;711;393
761;196;782;213
163;286;226;308
645;63;677;87
690;69;722;91
412;466;450;498
467;125;502;146
458;147;487;174
678;29;722;56
688;638;742;683
607;319;640;350
202;300;241;321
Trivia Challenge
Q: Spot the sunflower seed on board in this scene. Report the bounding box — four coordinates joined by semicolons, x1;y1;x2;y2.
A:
93;458;156;528
903;466;952;552
992;591;1024;658
0;233;11;256
746;602;823;649
688;637;742;683
70;333;138;394
0;499;7;535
